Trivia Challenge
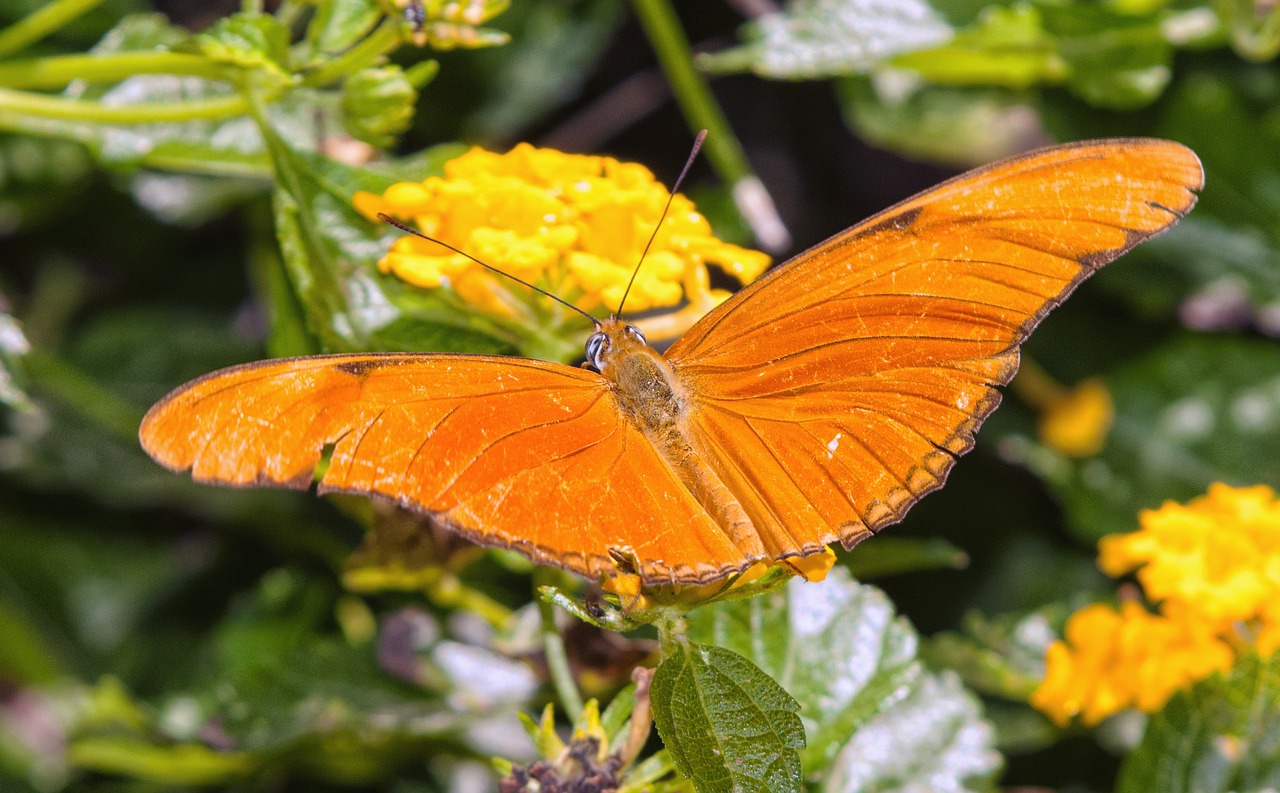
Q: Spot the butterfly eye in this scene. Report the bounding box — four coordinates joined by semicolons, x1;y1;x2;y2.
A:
625;324;647;346
585;332;610;371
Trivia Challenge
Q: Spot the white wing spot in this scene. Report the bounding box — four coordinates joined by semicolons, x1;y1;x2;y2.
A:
956;393;970;410
826;432;842;458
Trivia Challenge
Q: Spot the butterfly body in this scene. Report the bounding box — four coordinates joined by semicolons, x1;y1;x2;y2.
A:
589;318;765;556
141;139;1204;585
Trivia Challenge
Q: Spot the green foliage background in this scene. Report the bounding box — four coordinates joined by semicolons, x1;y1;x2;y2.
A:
1;1;1279;791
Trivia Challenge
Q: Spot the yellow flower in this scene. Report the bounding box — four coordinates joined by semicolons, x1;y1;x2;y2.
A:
1030;600;1233;726
354;143;770;349
1031;483;1280;726
1099;483;1280;626
1037;377;1114;457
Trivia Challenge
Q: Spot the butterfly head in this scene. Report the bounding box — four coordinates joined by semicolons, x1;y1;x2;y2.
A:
585;318;648;373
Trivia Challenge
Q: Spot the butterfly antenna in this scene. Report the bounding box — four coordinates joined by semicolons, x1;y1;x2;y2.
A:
616;129;707;318
376;213;599;327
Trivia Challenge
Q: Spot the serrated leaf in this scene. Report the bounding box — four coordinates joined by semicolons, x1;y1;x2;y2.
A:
1116;652;1280;793
700;0;952;79
341;65;419;148
651;641;804;793
1007;334;1280;541
822;671;999;793
686;570;1000;788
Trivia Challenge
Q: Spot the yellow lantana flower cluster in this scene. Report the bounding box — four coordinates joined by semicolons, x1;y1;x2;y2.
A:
354;143;770;343
1031;483;1280;726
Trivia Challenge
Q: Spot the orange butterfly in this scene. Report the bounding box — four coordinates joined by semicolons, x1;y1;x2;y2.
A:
140;139;1203;585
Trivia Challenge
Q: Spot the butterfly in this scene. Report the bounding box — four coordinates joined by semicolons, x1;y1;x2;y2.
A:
140;139;1203;586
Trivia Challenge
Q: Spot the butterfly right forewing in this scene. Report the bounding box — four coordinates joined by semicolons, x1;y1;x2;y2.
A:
667;139;1204;559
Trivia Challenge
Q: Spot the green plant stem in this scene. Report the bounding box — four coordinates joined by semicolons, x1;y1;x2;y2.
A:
426;572;514;627
0;86;248;123
534;568;585;720
630;0;790;252
302;19;402;87
631;0;745;183
0;52;227;89
0;0;104;60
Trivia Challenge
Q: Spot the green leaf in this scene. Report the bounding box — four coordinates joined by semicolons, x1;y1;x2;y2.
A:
699;0;952;79
651;641;804;793
0;309;32;411
305;0;382;55
890;4;1060;88
842;536;968;580
1006;334;1280;541
195;12;292;78
1116;652;1280;793
20;14;273;179
823;671;999;792
1221;0;1280;61
686;569;1001;788
263;129;512;354
835;78;1038;166
341;64;420;148
923;608;1060;700
1041;4;1172;109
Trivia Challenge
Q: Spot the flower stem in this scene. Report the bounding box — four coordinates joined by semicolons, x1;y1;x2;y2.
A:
0;0;104;60
0;86;248;123
0;52;228;89
629;0;790;252
534;568;585;720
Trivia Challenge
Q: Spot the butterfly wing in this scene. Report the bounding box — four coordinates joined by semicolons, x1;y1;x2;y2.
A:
140;353;747;583
665;139;1203;559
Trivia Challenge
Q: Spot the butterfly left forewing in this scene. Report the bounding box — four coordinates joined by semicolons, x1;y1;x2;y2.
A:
141;353;754;584
667;139;1203;557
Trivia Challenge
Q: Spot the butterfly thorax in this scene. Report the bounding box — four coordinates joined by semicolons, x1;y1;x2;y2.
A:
587;318;765;556
588;319;689;448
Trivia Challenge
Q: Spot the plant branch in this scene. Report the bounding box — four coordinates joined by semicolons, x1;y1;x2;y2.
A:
0;0;104;60
0;86;249;123
0;52;228;89
534;568;585;720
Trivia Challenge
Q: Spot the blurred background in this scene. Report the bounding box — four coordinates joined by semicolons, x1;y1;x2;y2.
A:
2;0;1279;790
